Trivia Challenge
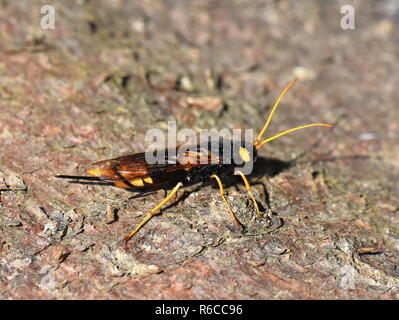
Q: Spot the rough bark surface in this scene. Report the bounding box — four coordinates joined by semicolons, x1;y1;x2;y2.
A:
0;0;398;299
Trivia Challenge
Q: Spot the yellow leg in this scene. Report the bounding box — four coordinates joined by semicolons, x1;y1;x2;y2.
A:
210;174;242;227
235;170;262;218
124;182;183;241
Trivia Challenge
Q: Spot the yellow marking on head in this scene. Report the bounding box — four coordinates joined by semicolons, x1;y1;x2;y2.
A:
239;147;251;162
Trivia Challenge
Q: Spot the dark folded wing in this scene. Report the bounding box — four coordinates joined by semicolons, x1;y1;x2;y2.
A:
86;147;222;183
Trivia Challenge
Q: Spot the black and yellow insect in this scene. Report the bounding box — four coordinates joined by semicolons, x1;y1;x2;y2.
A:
56;79;332;242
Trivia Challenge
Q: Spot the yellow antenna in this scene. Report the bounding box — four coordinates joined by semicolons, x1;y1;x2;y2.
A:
254;79;332;150
254;78;297;147
255;123;332;149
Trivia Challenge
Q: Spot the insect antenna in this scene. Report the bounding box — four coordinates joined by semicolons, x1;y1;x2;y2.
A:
253;79;332;150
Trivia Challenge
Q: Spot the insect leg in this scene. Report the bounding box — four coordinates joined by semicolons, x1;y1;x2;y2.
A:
124;181;184;241
235;170;262;218
210;174;243;227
